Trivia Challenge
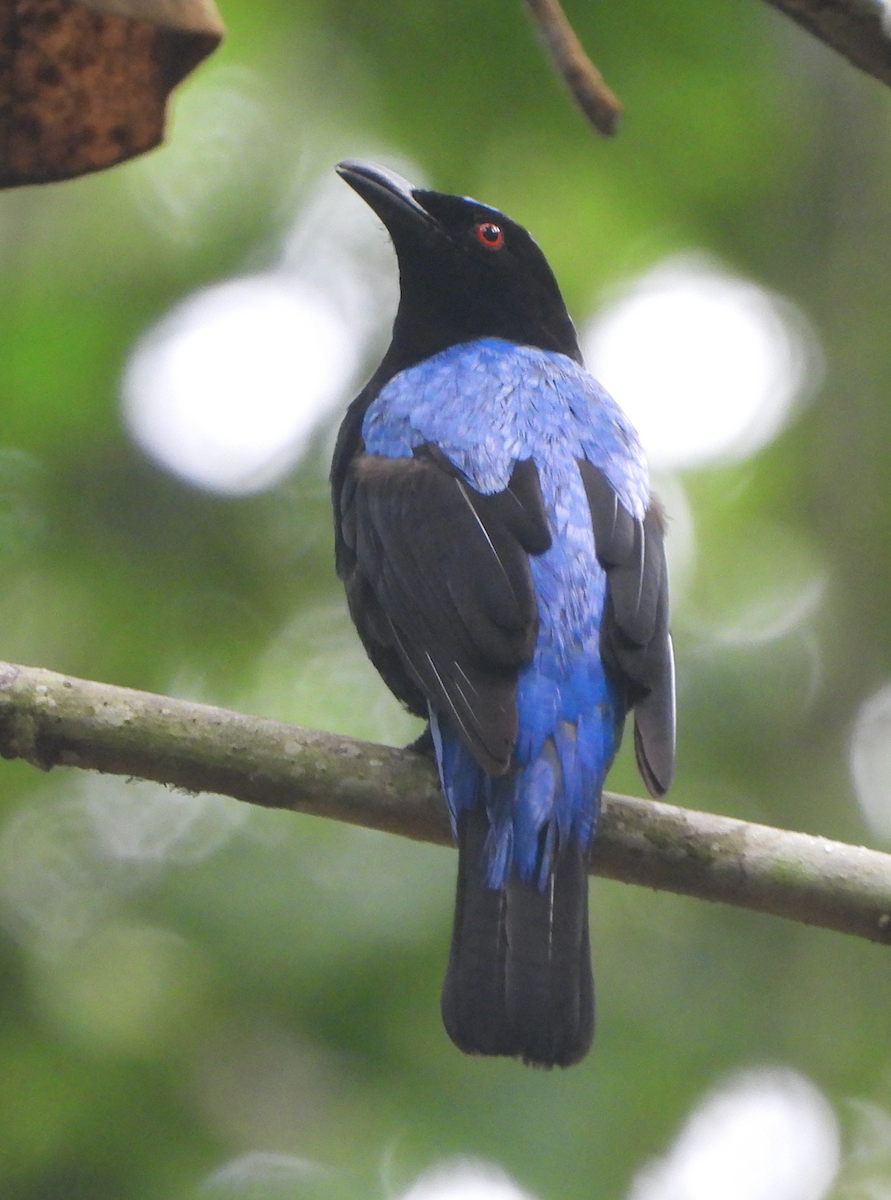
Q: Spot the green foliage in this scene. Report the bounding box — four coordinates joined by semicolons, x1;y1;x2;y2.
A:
0;0;890;1196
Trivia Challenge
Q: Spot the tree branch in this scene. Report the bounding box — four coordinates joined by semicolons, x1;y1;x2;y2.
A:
522;0;891;148
763;0;891;91
0;660;889;946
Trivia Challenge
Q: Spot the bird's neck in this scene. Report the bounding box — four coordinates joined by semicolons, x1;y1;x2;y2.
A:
382;302;582;379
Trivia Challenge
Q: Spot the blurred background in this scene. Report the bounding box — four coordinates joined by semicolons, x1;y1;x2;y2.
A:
1;0;890;1197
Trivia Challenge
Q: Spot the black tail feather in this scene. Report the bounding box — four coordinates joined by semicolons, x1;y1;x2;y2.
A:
441;806;514;1056
441;807;594;1068
504;836;593;1067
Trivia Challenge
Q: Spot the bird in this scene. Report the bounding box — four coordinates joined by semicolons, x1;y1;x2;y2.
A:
331;160;675;1068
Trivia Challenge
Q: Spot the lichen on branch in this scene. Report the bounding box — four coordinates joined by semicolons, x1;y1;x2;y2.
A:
0;659;890;947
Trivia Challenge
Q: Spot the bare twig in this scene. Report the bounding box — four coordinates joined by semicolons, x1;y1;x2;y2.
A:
0;660;890;945
524;0;622;136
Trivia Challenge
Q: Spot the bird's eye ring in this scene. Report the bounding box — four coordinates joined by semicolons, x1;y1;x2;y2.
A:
475;222;504;250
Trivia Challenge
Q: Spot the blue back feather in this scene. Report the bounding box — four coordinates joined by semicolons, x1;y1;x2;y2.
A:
363;337;650;888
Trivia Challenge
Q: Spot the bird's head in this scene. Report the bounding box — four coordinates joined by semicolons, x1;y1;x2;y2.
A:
336;160;581;372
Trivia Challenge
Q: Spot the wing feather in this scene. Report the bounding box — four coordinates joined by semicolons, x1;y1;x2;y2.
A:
578;459;676;796
339;449;551;775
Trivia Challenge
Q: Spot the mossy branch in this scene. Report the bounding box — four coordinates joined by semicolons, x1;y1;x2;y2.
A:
0;660;889;946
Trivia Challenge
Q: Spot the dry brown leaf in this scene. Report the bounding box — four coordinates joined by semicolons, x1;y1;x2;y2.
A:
0;0;224;187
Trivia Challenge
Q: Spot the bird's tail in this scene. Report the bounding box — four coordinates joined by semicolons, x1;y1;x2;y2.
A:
441;804;594;1068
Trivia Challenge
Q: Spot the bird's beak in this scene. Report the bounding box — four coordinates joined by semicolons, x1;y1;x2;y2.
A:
336;159;436;234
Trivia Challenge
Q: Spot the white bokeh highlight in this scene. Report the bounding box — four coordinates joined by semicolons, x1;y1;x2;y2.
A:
123;276;359;494
584;256;820;471
0;776;245;954
201;1151;327;1194
123;160;420;495
399;1161;540;1200
627;1069;839;1200
850;682;891;840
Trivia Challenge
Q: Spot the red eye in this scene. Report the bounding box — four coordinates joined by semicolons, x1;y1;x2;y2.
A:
475;221;504;249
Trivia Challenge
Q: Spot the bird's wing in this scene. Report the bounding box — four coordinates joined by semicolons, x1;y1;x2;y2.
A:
338;446;551;776
577;460;676;797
